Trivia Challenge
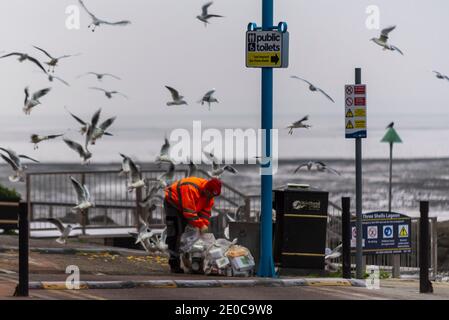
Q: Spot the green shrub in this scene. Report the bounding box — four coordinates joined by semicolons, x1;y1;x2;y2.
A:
0;184;21;202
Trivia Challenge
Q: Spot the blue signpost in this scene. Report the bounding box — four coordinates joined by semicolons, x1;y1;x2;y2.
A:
246;1;289;277
259;0;275;278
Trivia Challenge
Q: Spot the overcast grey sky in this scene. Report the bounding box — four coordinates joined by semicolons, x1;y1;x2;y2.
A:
0;0;448;160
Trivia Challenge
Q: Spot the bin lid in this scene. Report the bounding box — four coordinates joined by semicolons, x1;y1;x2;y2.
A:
274;184;325;192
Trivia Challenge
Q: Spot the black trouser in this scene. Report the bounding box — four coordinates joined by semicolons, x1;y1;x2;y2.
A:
164;200;188;269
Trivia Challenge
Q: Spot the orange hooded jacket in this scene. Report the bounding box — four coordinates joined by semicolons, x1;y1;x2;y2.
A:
164;177;214;228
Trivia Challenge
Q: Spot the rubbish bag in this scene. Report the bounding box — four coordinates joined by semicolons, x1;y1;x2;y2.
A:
180;231;216;274
179;225;200;253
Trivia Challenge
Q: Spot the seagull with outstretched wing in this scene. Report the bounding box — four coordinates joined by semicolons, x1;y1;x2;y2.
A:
291;76;335;103
0;147;39;182
78;0;131;32
70;176;94;213
23;87;51;115
63;138;92;164
33;45;81;72
30;133;64;149
196;2;224;27
165;86;187;106
370;25;404;55
89;87;128;99
0;52;47;73
286;115;311;135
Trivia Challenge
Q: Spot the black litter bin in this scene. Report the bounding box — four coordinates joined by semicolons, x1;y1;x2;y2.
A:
0;201;20;231
273;185;328;270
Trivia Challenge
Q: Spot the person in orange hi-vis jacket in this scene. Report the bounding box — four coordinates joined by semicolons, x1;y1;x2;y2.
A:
164;176;222;273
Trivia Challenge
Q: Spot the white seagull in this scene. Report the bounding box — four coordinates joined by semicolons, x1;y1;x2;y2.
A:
286;115;311;135
155;137;172;163
78;72;121;81
23;87;51;115
198;89;219;110
0;148;39;182
35;70;70;86
63;138;92;164
433;71;449;82
196;2;224;27
78;0;131;32
37;218;76;244
30;133;64;149
70;176;94;213
325;243;342;260
165;86;188;106
89;87;128;99
129;214;154;252
0;52;47;73
120;154;146;192
85;109;116;145
203;151;238;178
33;46;81;73
294;161;341;176
291;76;335;103
370;25;404;55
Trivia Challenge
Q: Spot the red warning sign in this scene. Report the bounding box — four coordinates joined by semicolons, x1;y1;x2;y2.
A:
354;97;366;106
354;85;366;95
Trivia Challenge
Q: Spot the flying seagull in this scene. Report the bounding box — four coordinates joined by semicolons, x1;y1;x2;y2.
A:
286;115;311;135
196;2;224;27
386;122;394;129
33;46;81;73
325;243;342;260
0;52;47;73
165;86;188;106
139;184;164;208
198;89;219;110
370;25;404;55
0;148;39;182
129;216;154;252
433;71;449;82
203;151;238;178
78;72;121;81
155;137;172;163
85;109;116;145
291;76;335;103
23;87;51;115
63;138;92;164
37;218;76;244
89;87;128;99
30;133;64;149
70;176;94;213
78;0;131;32
120;154;146;192
294;161;341;176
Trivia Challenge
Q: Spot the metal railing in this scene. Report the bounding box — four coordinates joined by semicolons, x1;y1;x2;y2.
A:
25;169;437;274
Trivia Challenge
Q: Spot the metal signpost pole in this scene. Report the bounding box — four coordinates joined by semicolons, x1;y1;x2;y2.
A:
258;0;276;277
355;68;364;279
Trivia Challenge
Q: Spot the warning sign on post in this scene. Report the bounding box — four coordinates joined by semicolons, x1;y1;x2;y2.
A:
246;30;289;68
345;84;367;139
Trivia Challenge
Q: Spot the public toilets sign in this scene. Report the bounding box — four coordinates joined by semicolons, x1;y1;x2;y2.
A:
350;212;412;255
345;84;367;139
246;30;289;68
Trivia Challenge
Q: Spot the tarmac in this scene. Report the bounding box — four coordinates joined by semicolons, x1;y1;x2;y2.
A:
1;235;449;300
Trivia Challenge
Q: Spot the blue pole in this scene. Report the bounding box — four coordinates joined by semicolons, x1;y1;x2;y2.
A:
257;0;276;278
